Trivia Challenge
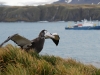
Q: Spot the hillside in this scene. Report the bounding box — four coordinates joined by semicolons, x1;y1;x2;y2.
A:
0;4;100;22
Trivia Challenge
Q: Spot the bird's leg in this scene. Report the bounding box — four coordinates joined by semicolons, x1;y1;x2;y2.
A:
0;34;18;47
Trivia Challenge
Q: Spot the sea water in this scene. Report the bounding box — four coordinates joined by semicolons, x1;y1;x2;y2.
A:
0;21;100;68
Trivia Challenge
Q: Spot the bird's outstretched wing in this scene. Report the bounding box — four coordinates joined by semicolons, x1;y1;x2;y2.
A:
51;33;60;46
10;34;32;48
52;39;59;46
0;34;32;48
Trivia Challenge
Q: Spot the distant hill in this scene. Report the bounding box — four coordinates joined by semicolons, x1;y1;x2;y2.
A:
53;0;100;4
0;5;100;22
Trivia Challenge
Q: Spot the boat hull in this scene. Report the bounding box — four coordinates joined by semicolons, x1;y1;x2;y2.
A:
65;26;100;30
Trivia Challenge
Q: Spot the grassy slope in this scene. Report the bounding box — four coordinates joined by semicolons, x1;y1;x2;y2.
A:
0;44;100;75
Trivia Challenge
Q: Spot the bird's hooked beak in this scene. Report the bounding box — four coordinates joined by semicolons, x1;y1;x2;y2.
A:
44;31;60;46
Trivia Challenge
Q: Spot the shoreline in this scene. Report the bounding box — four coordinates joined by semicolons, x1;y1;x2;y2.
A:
85;62;100;69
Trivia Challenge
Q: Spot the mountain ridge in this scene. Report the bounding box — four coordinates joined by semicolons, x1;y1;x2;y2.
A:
53;0;100;4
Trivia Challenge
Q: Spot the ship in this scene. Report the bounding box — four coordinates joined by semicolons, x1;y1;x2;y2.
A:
65;19;100;30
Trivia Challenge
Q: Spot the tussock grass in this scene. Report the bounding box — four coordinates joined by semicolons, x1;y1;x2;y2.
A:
0;44;100;75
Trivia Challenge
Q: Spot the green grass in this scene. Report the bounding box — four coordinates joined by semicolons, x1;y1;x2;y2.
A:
0;44;100;75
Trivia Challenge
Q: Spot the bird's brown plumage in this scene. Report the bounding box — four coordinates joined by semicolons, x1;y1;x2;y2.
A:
0;30;60;53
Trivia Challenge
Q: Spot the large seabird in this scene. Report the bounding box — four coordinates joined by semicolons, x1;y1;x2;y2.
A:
0;30;60;53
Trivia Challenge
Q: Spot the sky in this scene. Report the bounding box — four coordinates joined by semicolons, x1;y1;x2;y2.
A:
0;0;59;6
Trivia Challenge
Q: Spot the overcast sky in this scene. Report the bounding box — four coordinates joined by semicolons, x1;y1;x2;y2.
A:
0;0;59;6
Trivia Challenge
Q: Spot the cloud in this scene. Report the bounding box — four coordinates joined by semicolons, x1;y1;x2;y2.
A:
0;0;59;6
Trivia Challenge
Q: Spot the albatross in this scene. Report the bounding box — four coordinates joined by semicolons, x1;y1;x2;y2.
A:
0;30;60;53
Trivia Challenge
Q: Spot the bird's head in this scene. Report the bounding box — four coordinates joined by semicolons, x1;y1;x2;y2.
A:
39;30;60;46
